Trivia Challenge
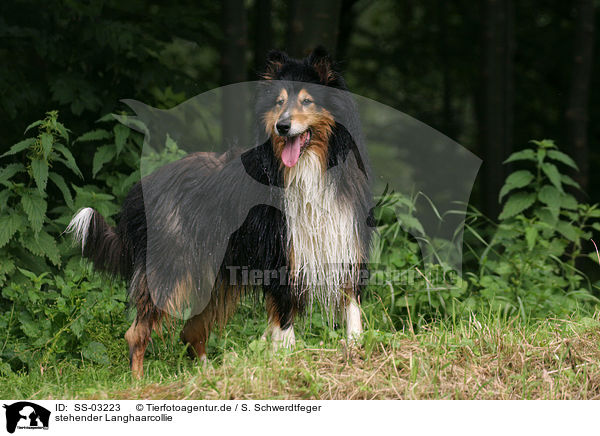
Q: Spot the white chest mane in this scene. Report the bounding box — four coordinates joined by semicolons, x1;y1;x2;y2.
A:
284;151;361;307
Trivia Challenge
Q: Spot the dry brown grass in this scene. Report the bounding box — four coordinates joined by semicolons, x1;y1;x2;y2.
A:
84;315;600;400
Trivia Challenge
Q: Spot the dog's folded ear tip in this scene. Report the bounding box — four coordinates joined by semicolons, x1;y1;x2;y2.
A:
311;45;330;57
308;46;332;64
266;49;289;63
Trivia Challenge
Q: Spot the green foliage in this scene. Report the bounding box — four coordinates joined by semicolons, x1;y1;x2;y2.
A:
368;140;600;327
367;189;466;328
0;112;133;373
76;115;144;205
0;261;127;372
464;139;600;318
0;111;80;281
140;133;188;177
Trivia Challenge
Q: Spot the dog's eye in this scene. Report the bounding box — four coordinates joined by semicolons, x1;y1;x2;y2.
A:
301;98;313;106
276;99;284;106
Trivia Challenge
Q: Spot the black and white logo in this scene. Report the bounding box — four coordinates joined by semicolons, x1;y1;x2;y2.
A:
2;402;50;434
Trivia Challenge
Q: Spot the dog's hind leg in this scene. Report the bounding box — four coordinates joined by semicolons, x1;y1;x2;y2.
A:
180;312;211;362
125;269;162;378
180;285;240;362
125;316;152;378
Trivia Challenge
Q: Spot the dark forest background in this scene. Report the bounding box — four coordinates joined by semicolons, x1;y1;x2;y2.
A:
0;0;597;219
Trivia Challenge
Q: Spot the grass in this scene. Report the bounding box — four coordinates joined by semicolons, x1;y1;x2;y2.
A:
2;301;600;400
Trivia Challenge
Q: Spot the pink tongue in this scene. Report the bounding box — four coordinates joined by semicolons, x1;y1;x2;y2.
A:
281;135;302;167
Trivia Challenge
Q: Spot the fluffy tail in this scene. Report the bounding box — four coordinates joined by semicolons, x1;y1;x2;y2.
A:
66;207;130;278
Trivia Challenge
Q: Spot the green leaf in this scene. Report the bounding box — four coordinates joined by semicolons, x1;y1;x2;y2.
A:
535;208;558;227
48;172;74;209
92;145;116;177
0;258;15;276
559;193;578;210
530;139;556;149
561;174;581;189
31;158;49;193
113;124;129;156
498;192;536;220
36;231;61;265
541;163;563;192
499;170;534;201
556;220;578;242
96;113;116;123
0;214;21;248
1;138;35;158
0;191;11;213
503;149;536;164
53;143;82;178
24;120;43;133
538;185;560;207
40;132;53;159
75;129;111;143
525;227;537;251
537;148;546;166
0;163;25;185
17;267;39;281
82;341;110;365
54;121;70;141
21;189;46;232
397;213;425;235
20;230;60;265
547;150;578;170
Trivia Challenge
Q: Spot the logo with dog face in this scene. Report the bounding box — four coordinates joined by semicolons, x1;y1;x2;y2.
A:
2;402;50;433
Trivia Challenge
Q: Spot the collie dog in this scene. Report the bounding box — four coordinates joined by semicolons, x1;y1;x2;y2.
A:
68;47;372;377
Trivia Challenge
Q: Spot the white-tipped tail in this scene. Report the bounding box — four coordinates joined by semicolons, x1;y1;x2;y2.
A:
65;207;94;252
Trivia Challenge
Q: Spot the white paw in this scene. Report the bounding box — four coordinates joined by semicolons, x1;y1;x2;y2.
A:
345;299;363;342
271;325;296;350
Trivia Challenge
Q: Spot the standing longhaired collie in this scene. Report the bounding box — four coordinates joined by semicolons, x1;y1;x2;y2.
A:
67;47;372;378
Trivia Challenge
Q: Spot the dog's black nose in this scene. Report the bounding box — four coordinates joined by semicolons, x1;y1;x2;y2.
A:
276;119;291;135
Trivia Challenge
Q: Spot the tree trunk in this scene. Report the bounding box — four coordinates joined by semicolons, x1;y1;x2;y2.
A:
480;0;515;220
336;0;359;61
253;0;273;73
565;0;595;198
221;0;248;148
287;0;342;57
438;0;455;140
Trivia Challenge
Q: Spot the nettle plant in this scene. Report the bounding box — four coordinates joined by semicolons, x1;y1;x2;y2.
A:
0;111;80;281
470;139;600;317
0;112;130;372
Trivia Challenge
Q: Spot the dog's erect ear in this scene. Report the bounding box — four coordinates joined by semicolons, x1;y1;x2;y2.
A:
262;50;289;80
308;46;336;84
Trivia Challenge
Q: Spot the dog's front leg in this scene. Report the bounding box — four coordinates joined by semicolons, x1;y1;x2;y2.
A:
262;293;296;349
344;296;363;342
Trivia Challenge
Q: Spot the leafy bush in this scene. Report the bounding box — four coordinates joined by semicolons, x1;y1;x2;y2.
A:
463;139;600;318
367;190;466;328
369;139;600;327
0;263;127;374
0;112;130;373
0;111;80;281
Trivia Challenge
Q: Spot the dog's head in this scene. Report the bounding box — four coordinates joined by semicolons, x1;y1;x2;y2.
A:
258;47;347;168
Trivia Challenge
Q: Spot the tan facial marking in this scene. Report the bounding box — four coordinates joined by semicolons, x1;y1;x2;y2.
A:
263;88;288;134
263;87;335;169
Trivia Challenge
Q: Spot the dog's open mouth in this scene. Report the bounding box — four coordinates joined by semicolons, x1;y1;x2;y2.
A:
281;130;311;167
